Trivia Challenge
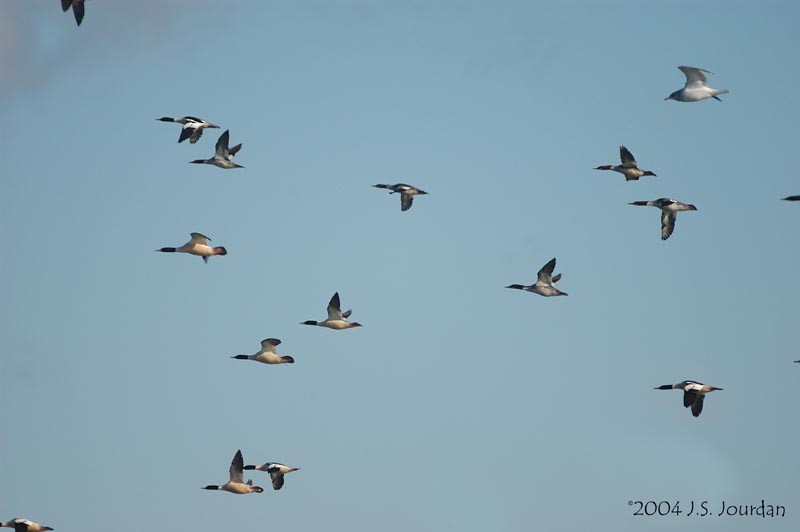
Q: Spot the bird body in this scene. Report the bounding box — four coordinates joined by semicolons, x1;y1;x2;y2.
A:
232;338;295;364
202;450;264;494
190;130;243;169
665;66;729;102
629;198;697;240
244;462;300;490
506;257;567;297
157;116;220;144
156;232;227;263
655;381;722;417
302;292;362;329
2;519;53;532
373;183;428;211
594;146;656;181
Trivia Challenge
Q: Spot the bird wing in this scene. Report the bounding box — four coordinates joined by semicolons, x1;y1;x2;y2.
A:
683;390;698;408
401;194;414;211
551;273;562;283
61;0;72;12
342;309;352;318
13;521;32;532
178;123;198;143
537;258;557;284
260;338;281;352
72;0;85;26
189;232;210;245
619;146;637;168
661;211;676;240
215;130;231;157
691;394;705;417
228;143;242;157
327;292;344;321
270;471;285;490
678;66;710;88
229;450;245;483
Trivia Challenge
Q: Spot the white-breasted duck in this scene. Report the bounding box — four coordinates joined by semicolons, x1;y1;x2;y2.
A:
301;292;362;329
655;380;722;417
155;232;227;263
665;66;729;102
61;0;85;26
2;519;53;532
506;257;567;297
372;183;428;211
202;450;264;494
190;130;243;169
231;338;295;365
594;146;656;181
244;462;300;491
157;116;220;144
629;198;697;240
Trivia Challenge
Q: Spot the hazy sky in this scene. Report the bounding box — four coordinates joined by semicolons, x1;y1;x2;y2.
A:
2;1;799;531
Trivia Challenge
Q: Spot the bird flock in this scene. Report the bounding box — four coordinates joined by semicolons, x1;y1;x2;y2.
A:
6;4;800;531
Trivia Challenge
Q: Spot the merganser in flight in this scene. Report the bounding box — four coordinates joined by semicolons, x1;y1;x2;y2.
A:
157;116;220;144
505;257;567;297
372;183;428;211
655;381;722;417
61;0;85;26
231;338;295;365
782;196;800;201
301;292;362;329
629;198;697;240
155;232;227;263
594;146;656;181
2;519;53;532
244;462;300;491
190;130;243;169
202;450;264;494
665;66;729;102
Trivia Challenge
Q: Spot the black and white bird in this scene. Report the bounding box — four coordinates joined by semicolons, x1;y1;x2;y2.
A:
61;0;85;26
594;146;656;181
301;292;363;329
244;462;300;491
1;519;53;532
665;66;729;102
155;232;228;263
628;198;697;240
157;116;220;144
506;258;567;297
231;338;295;365
372;183;428;211
190;130;244;169
655;381;723;417
202;450;264;494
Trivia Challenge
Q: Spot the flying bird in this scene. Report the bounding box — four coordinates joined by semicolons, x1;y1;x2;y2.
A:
155;232;227;263
231;338;295;365
628;198;697;240
202;450;264;494
244;462;300;491
372;183;428;211
2;519;53;532
301;292;363;329
190;130;244;169
157;116;220;144
655;381;722;417
506;257;568;297
61;0;85;26
594;146;656;181
665;66;729;102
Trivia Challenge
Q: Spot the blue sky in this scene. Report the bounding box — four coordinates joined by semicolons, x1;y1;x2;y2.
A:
2;1;799;531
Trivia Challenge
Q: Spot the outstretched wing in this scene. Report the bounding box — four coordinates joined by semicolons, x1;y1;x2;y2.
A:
260;338;281;352
270;471;285;490
537;258;557;284
401;194;414;211
661;211;676;241
619;146;637;168
215;130;231;157
72;0;85;26
229;450;244;483
691;394;705;417
678;66;710;88
189;232;210;245
178;123;197;143
327;292;344;321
